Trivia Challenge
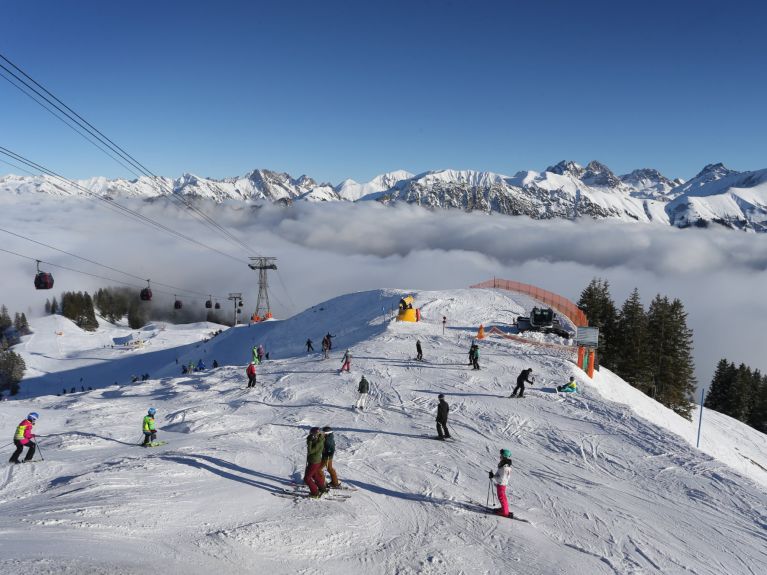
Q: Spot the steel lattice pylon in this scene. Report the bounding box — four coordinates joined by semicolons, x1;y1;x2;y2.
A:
248;257;277;318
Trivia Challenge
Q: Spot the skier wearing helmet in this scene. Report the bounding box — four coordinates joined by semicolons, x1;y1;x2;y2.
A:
142;408;158;446
489;448;513;517
304;427;327;498
8;412;39;464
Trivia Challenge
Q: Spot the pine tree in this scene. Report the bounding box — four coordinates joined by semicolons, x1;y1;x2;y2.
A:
746;374;767;433
13;312;31;336
0;305;11;333
0;348;25;395
45;299;51;314
50;297;59;314
727;363;754;423
128;299;147;329
648;296;696;419
82;292;99;331
577;278;619;370
613;288;652;392
705;359;734;412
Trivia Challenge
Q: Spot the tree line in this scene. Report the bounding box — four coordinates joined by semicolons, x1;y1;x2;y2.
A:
577;278;697;419
704;359;767;434
0;304;29;396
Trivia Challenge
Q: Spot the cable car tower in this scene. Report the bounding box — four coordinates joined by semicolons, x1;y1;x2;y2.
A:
248;257;277;321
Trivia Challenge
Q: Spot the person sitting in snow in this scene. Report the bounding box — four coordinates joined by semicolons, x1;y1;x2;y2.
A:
142;407;158;446
557;376;577;393
489;448;513;517
8;412;39;464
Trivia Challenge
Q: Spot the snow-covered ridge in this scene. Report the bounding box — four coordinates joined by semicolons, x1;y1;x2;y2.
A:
3;161;767;231
1;287;765;573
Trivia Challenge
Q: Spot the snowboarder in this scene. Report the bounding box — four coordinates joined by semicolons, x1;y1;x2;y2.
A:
557;376;578;393
304;427;327;498
436;394;450;440
340;349;352;373
257;344;265;363
416;340;423;361
321;425;341;488
246;362;257;388
510;368;534;398
306;338;314;353
142;407;158;446
8;412;38;464
321;337;330;359
489;448;513;517
355;375;369;410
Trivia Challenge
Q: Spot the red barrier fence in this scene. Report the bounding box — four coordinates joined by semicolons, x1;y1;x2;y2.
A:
470;278;588;327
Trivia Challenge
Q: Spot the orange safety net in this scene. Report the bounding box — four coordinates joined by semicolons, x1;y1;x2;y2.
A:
470;278;588;327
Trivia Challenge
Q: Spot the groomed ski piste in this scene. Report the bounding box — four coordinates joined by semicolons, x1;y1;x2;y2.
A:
1;288;766;574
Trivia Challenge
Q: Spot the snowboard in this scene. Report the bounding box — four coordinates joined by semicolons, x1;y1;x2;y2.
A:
139;441;167;448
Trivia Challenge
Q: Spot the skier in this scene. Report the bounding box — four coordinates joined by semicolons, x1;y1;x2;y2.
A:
325;333;335;351
355;375;369;410
510;368;534;398
470;344;480;370
416;340;423;361
196;359;206;371
251;345;259;364
489;448;513;517
304;427;327;498
557;376;578;393
321;425;341;488
142;407;158;447
436;394;450;440
321;337;330;360
340;349;352;373
8;412;38;464
246;362;257;388
257;344;265;363
182;365;188;375
212;360;219;369
188;361;195;373
306;338;314;353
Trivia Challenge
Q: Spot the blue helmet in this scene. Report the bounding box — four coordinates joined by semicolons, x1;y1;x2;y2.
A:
147;407;157;416
27;412;39;421
500;448;511;458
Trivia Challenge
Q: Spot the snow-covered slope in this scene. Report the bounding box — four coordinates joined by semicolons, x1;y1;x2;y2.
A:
1;288;765;574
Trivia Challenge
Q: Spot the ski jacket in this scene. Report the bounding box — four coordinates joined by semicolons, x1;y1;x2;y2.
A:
562;380;577;392
13;419;34;444
342;351;352;363
436;399;449;423
246;364;256;377
517;369;533;386
416;342;422;352
306;433;325;465
143;415;156;433
322;431;335;459
358;376;369;394
493;458;512;486
197;361;205;370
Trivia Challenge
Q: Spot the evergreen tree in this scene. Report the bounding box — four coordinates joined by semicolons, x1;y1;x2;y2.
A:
647;296;696;419
746;374;767;433
0;305;11;333
45;299;51;314
128;299;147;329
577;278;619;370
0;348;25;395
613;288;652;392
727;363;755;423
50;296;59;314
60;291;99;331
705;359;735;413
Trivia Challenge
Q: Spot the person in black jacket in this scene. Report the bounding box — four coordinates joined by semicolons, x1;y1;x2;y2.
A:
321;425;341;487
510;368;534;398
436;394;450;440
416;340;423;361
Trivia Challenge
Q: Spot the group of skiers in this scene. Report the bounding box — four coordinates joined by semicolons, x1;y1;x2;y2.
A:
304;425;341;497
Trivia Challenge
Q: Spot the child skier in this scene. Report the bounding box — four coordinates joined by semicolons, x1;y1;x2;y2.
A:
304;427;327;498
340;349;352;373
355;375;369;409
489;448;513;517
246;362;257;388
142;407;158;446
321;425;341;488
8;412;38;464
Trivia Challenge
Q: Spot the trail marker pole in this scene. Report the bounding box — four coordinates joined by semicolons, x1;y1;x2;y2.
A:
696;387;705;448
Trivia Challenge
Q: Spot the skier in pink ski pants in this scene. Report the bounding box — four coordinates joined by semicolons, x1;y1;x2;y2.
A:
490;448;513;517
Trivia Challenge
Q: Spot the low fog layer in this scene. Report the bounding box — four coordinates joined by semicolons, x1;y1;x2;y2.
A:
2;195;766;389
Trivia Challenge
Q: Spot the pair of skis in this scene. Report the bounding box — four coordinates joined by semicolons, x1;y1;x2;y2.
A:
272;483;356;501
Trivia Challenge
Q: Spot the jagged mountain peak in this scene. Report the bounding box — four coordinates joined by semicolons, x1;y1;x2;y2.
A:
546;160;584;178
693;163;737;181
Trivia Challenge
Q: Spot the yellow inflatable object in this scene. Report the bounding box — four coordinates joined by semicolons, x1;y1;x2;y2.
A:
398;308;418;322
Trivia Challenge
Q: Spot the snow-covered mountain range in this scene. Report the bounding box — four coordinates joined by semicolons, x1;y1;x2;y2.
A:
3;161;767;232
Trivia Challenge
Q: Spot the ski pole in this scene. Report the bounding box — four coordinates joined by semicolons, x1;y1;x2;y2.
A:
35;441;45;462
486;479;492;507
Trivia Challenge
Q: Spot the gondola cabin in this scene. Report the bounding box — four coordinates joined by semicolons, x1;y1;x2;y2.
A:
214;302;221;309
238;301;244;307
205;299;212;309
34;271;54;290
174;299;183;310
140;288;153;301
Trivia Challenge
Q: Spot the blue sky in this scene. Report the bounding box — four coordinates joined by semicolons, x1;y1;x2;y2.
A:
1;0;766;183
